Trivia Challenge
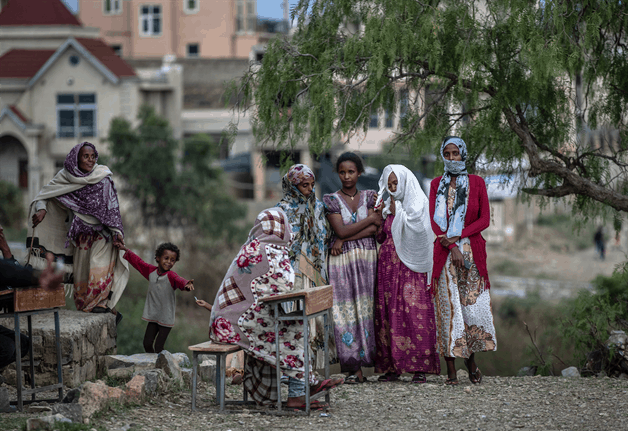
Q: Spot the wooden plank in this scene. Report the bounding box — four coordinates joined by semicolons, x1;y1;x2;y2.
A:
304;284;333;315
13;283;65;312
260;285;333;316
188;341;241;353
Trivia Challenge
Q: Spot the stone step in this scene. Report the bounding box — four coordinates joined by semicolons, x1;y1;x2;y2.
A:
0;309;116;388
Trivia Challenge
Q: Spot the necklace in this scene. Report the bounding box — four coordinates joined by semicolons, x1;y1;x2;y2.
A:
340;189;359;201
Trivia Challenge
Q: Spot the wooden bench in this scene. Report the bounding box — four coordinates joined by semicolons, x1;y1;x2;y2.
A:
189;341;252;412
259;282;333;415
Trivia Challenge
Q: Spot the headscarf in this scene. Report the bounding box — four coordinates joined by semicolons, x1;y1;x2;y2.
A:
276;164;329;282
55;142;124;242
377;165;433;273
433;136;469;238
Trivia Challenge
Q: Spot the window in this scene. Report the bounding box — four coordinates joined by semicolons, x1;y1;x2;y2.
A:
57;94;97;138
399;89;409;127
384;108;393;128
184;0;199;14
236;0;256;32
187;43;199;57
369;110;379;128
104;0;121;15
111;45;122;56
140;5;162;36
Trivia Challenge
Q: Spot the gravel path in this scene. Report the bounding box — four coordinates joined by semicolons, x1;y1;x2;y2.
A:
4;373;626;431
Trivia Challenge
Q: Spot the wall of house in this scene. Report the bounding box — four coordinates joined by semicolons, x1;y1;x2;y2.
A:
0;91;23;106
0;26;100;56
28;48;123;160
78;0;255;59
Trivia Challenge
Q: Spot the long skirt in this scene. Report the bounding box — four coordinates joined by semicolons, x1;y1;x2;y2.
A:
328;247;376;372
73;232;119;312
434;238;497;358
375;254;440;375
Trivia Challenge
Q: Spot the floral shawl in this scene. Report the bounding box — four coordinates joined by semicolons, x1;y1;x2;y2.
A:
433;137;470;238
209;208;314;386
276;164;330;284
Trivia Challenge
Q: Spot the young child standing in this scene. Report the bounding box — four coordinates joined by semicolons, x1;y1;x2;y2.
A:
115;241;194;353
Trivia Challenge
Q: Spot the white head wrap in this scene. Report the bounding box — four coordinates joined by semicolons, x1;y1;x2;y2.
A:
377;165;433;273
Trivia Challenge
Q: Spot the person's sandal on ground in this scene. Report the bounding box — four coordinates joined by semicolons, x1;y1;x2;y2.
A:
411;372;427;384
445;377;459;385
345;374;367;384
464;358;482;384
377;372;399;382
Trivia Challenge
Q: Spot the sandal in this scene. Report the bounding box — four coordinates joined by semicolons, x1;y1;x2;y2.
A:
464;359;482;384
411;373;427;384
345;374;366;384
470;367;483;384
377;372;399;382
445;377;459;385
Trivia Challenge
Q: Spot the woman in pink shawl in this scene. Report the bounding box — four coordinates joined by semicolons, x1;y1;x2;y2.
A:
30;142;128;321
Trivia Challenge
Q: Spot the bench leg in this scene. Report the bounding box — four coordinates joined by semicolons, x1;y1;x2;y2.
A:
220;354;227;412
274;303;282;412
324;309;330;404
303;309;310;415
192;352;198;411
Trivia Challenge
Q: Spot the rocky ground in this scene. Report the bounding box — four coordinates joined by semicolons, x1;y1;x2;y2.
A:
2;371;628;430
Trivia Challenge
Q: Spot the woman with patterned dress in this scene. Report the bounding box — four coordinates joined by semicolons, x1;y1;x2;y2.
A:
429;136;497;385
30;142;128;321
275;164;336;368
203;208;341;409
374;165;440;383
323;152;381;384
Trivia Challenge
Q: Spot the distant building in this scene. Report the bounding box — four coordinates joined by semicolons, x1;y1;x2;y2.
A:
0;0;182;204
76;0;285;59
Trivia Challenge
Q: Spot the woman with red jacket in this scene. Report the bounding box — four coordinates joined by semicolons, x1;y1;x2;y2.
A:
429;136;496;385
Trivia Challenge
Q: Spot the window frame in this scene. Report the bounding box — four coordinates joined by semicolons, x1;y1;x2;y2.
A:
139;4;163;37
235;0;256;33
103;0;122;15
56;93;98;139
183;0;199;14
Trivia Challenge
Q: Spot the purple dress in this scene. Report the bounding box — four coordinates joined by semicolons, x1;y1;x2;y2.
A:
323;190;377;372
374;214;440;375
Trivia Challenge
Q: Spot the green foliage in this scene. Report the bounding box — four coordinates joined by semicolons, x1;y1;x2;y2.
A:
233;0;628;216
107;105;246;243
560;263;628;368
0;180;24;229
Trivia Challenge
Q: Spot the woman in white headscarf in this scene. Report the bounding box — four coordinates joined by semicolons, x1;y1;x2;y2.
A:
374;165;440;383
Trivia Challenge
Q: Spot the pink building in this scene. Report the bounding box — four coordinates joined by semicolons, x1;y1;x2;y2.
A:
77;0;266;59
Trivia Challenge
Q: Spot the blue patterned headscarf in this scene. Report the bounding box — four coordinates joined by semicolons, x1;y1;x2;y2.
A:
433;137;469;238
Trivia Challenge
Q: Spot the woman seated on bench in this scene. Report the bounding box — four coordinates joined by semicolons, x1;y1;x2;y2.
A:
196;208;342;410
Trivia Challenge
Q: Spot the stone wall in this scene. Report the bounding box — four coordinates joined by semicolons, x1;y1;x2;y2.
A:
0;310;116;388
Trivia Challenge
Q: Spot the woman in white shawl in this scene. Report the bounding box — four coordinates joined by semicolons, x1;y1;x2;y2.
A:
30;142;128;321
374;165;440;383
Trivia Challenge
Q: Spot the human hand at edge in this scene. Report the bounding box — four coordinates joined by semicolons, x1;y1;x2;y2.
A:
32;209;46;228
39;253;64;289
450;246;465;268
0;225;12;258
438;235;460;248
330;239;344;256
196;299;212;311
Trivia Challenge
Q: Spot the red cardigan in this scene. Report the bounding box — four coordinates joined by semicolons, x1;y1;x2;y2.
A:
429;175;491;289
